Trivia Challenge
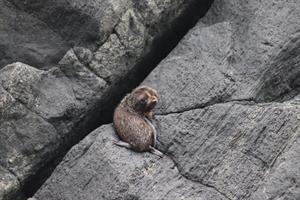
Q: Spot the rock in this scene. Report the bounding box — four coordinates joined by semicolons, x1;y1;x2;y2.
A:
0;62;105;134
154;102;300;200
0;80;59;200
9;0;131;47
33;102;300;200
33;125;227;200
141;0;300;199
0;0;69;69
0;61;107;199
0;0;213;199
249;134;300;200
33;0;300;199
143;0;300;114
0;166;21;200
1;0;211;70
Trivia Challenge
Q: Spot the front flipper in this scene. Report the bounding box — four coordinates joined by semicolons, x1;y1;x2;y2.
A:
145;111;154;120
149;146;163;158
144;117;157;147
114;140;132;149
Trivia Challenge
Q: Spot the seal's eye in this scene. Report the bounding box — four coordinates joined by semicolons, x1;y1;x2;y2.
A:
136;98;147;110
140;99;147;104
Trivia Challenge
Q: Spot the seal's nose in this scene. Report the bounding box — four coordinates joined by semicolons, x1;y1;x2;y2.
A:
151;96;158;103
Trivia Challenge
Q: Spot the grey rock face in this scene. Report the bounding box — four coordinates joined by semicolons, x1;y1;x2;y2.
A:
143;0;299;199
33;0;300;200
250;133;300;200
34;125;227;200
154;102;300;200
0;166;21;200
0;80;60;200
0;0;136;69
0;0;69;69
0;79;60;176
0;0;213;199
8;0;131;48
144;0;300;114
33;103;300;200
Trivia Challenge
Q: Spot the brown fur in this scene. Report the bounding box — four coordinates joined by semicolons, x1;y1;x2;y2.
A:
113;86;159;152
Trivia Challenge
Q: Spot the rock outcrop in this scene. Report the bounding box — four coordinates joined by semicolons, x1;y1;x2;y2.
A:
33;103;300;200
34;125;228;200
0;0;68;70
32;0;300;200
153;102;300;200
0;0;213;199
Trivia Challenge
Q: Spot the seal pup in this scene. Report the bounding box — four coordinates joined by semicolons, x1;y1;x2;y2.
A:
113;86;163;157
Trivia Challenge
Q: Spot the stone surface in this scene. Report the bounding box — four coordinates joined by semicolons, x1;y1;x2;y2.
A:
249;133;300;200
0;0;68;69
34;125;227;200
9;0;131;47
0;165;21;200
0;81;59;200
33;102;300;200
143;0;300;114
33;0;300;200
154;102;300;200
0;0;213;199
0;0;133;69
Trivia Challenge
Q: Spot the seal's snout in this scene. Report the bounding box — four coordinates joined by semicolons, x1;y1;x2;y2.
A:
151;96;158;104
148;96;158;109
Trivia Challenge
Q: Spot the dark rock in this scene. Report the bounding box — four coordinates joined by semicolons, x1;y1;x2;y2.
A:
0;0;213;199
33;0;300;199
250;132;300;200
0;165;21;200
33;125;227;200
143;0;300;114
33;102;300;200
0;0;134;69
154;102;300;200
0;81;59;200
140;0;300;199
0;0;69;69
8;0;131;48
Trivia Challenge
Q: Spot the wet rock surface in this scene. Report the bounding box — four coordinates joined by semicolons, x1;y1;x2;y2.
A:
0;0;213;199
32;0;300;200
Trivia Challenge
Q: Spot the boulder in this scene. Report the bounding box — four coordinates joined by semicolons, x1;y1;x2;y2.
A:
0;0;68;69
0;81;59;200
144;0;300;114
8;0;131;47
141;0;300;199
33;0;300;199
0;0;213;199
34;125;227;200
154;102;300;200
32;102;300;200
250;133;300;200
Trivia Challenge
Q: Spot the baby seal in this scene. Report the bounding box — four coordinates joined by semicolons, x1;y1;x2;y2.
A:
113;86;163;157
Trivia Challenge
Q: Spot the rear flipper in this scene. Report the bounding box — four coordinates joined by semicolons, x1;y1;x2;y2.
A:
149;146;164;158
115;141;163;158
114;141;132;149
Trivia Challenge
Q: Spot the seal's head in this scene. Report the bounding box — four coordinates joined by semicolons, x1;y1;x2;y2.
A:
125;86;158;113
